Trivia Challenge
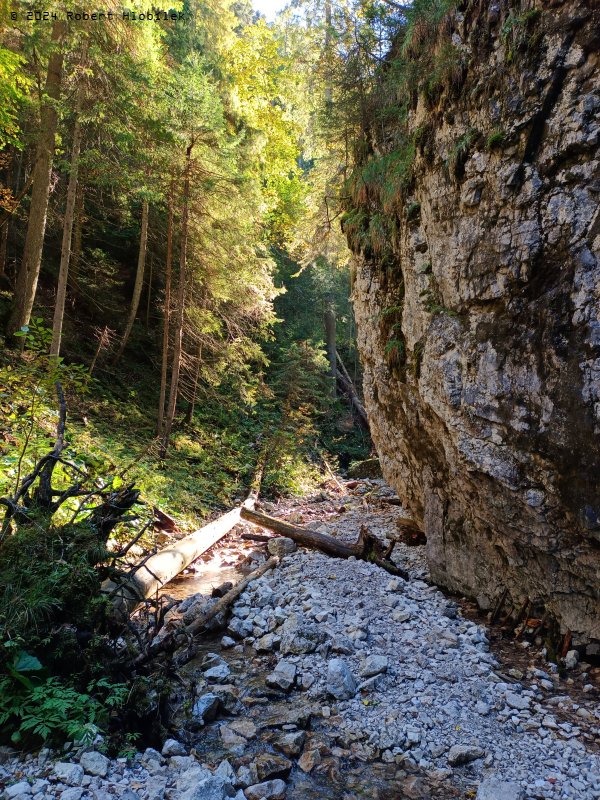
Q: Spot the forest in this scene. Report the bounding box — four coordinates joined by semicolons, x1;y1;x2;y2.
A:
1;0;599;798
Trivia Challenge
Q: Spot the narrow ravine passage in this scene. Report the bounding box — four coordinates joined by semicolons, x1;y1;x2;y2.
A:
3;478;599;800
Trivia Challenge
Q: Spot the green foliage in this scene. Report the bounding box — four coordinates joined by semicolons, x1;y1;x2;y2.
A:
445;128;478;179
419;281;456;316
351;143;416;214
486;129;505;150
0;646;126;746
501;9;541;62
406;201;421;222
0;45;30;149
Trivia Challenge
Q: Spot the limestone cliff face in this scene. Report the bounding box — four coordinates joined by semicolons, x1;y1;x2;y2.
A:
350;1;600;645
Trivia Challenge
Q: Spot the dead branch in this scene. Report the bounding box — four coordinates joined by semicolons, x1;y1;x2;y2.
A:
130;556;279;668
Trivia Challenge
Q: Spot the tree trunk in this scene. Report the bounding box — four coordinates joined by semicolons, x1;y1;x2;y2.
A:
114;198;149;362
6;20;67;339
50;86;84;360
324;0;332;105
145;253;153;329
184;341;202;425
161;141;194;456
157;184;174;436
69;181;84;300
130;555;278;668
324;301;337;397
0;150;13;278
105;459;263;623
104;505;249;624
241;506;359;558
335;350;369;428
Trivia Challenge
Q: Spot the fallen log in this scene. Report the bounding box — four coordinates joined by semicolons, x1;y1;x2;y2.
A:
240;507;360;559
104;461;265;623
103;506;251;623
131;556;279;667
186;556;278;636
240;507;408;579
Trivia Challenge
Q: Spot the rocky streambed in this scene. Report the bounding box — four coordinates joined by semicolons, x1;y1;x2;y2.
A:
2;481;600;800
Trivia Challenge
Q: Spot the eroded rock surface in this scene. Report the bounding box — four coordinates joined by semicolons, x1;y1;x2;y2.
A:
349;1;600;644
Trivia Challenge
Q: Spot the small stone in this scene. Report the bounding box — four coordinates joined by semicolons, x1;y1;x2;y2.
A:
300;672;315;690
236;765;253;788
505;692;530;711
220;725;248;749
266;660;297;692
447;745;485;766
280;623;326;655
161;739;187;757
298;748;321;773
53;762;84;786
359;654;388;678
245;779;287;800
141;748;164;763
564;649;579;670
215;759;236;782
229;718;257;739
204;663;231;683
275;731;306;757
256;633;277;652
327;658;357;700
181;775;233;800
476;776;525;800
80;750;110;778
4;782;32;799
192;693;220;723
475;701;490;716
267;537;297;557
251;753;292;782
331;635;354;655
60;790;84;800
221;636;236;648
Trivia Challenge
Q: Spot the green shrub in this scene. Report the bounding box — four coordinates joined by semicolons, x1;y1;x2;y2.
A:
0;647;127;746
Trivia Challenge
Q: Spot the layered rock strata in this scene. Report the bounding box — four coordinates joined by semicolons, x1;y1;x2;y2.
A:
350;0;600;644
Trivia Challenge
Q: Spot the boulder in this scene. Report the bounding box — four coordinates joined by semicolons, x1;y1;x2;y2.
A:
274;731;306;757
192;693;220;724
250;753;292;783
161;739;187;757
359;654;388;678
53;763;84;787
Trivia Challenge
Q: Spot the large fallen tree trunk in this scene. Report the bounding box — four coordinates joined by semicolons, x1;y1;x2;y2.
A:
335;351;369;429
130;556;279;668
240;507;408;579
104;463;265;623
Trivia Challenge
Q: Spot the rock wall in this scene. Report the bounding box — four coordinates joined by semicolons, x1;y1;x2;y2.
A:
350;0;600;646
